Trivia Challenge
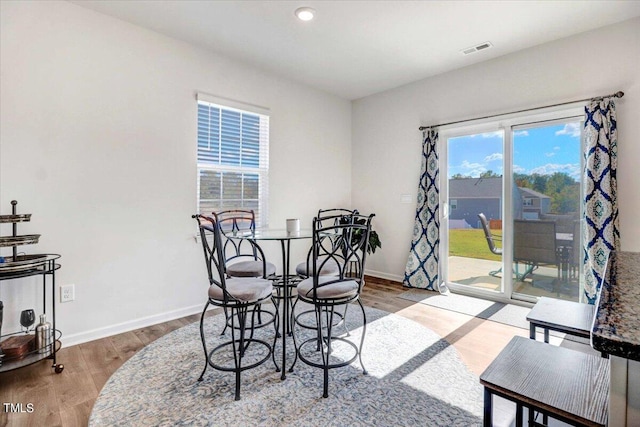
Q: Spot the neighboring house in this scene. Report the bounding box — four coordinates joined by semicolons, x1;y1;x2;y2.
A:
449;177;503;228
449;177;538;228
519;187;551;219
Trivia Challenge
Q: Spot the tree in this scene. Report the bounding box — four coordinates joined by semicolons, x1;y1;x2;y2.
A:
479;170;501;178
545;173;579;213
532;174;548;193
451;173;469;179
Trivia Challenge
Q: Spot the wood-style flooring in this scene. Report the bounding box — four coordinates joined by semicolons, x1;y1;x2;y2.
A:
1;278;536;426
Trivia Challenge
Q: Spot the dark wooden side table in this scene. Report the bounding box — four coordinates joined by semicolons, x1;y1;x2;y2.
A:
480;336;608;427
526;296;593;343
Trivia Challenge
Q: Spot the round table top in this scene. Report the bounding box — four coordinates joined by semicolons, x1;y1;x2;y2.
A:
225;228;312;241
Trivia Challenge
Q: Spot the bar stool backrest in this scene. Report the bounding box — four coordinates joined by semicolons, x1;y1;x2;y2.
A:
214;209;267;274
310;213;374;297
193;214;234;303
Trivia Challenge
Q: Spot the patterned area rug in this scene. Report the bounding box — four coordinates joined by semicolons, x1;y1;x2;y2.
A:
89;306;483;426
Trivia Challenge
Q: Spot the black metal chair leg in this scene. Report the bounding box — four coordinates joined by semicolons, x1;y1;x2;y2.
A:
198;301;211;381
271;296;281;371
288;298;298;373
357;300;368;375
326;306;335;356
323;364;329;398
315;306;324;352
220;306;229;336
342;304;350;336
229;307;242;401
318;305;330;398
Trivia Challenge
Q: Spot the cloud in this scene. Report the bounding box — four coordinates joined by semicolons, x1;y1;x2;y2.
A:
554;146;560;151
459;160;486;177
484;153;503;162
529;163;581;180
545;152;555;157
481;131;503;139
514;130;529;137
513;165;525;173
460;160;485;170
555;123;581;138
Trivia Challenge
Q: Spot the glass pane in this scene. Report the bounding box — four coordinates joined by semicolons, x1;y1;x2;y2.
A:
243;173;259;199
447;131;504;293
242;200;259;212
512;121;582;302
220;200;243;210
222;172;243;199
199;199;220;216
199;170;221;199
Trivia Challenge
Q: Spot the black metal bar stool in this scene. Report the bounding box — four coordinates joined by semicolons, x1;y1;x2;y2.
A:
193;214;278;400
291;213;374;398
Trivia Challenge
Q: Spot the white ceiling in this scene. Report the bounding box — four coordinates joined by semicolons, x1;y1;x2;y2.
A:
71;1;640;100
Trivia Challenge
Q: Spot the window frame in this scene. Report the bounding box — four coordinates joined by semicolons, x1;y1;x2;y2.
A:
196;93;270;228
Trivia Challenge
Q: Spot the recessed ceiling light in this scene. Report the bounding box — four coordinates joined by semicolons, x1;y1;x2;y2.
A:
295;7;315;21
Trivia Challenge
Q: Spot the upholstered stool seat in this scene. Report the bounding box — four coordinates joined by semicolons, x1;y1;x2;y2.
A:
295;256;341;277
297;276;358;300
208;278;273;302
227;260;277;278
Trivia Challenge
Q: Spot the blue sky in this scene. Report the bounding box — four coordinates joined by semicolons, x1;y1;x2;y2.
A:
447;122;582;181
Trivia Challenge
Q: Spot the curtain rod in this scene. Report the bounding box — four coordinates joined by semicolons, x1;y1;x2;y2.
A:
418;90;624;131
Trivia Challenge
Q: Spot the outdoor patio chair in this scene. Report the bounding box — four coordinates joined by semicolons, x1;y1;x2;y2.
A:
513;219;560;284
478;213;503;277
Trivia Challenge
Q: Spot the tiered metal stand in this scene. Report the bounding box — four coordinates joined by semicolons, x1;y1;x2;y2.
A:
0;200;63;374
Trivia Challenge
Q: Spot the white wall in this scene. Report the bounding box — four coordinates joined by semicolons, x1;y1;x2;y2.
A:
0;1;352;344
353;18;640;282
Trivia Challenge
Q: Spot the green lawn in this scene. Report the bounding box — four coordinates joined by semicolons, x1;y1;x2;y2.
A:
448;228;502;262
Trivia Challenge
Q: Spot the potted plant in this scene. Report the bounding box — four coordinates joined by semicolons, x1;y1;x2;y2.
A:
339;216;382;254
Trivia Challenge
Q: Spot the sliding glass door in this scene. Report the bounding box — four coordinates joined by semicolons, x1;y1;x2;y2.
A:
511;120;583;302
442;108;584;303
445;129;505;296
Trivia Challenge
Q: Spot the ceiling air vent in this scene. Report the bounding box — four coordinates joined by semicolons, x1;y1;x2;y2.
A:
461;41;493;55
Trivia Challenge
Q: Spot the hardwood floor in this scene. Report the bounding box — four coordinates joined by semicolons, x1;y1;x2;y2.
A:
1;278;532;427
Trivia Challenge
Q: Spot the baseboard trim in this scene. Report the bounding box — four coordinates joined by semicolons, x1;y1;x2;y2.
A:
64;271;403;347
364;269;403;284
62;304;203;347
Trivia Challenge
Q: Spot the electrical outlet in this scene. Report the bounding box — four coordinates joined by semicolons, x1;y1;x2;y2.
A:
60;284;75;303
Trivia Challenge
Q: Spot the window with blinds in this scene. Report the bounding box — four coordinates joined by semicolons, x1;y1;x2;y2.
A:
197;95;269;227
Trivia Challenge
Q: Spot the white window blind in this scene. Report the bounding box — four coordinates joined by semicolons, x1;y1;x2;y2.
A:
196;95;269;227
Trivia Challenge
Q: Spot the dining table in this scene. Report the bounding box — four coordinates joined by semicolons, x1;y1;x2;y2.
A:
224;228;312;380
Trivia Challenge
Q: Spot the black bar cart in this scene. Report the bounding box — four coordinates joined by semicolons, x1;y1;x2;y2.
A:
0;200;63;374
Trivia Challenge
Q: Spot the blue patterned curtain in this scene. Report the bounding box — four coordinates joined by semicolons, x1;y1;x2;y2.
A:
404;128;446;292
583;99;620;303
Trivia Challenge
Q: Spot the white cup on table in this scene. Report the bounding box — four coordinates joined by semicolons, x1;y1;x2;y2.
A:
286;218;300;234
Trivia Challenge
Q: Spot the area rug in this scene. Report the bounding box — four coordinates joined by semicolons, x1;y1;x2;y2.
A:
89;306;483;426
399;289;531;330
